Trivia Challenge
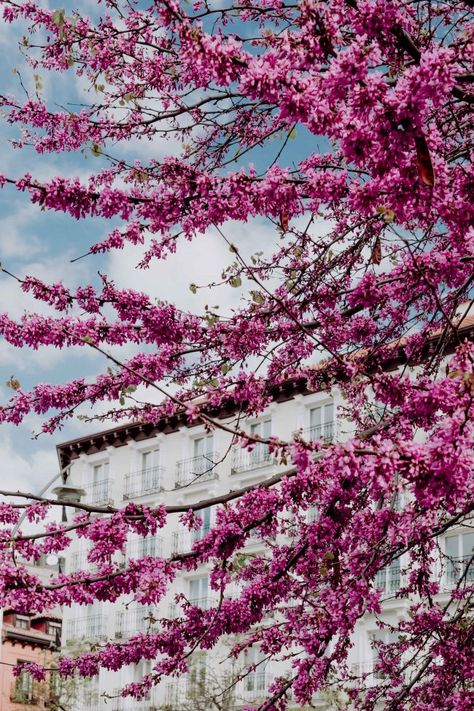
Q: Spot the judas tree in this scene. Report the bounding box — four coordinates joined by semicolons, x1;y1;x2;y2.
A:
0;0;473;709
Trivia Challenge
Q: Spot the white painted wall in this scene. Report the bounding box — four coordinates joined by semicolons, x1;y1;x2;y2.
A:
59;383;472;710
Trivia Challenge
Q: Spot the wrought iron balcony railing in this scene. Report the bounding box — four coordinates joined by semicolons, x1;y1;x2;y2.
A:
111;693;160;711
231;444;275;474
70;550;98;574
175;452;219;487
172;525;211;555
189;595;213;610
242;671;269;698
350;662;378;685
303;421;335;443
126;536;163;560
447;554;474;586
123;466;164;499
116;607;158;639
375;563;401;595
64;615;107;643
86;478;113;505
172;530;192;555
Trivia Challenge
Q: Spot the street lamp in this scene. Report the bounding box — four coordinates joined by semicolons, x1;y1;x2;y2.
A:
12;464;85;533
52;484;86;521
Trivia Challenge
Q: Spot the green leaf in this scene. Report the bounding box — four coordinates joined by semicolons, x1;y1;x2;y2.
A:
91;143;102;157
229;276;242;288
205;313;219;326
51;9;65;29
288;126;297;140
232;554;249;572
189;283;197;294
251;290;265;305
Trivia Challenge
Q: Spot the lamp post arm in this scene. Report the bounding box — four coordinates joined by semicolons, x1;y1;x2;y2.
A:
11;464;71;535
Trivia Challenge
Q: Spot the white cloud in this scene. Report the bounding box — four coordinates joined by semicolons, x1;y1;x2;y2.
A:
0;246;92;317
106;218;279;316
0;428;58;493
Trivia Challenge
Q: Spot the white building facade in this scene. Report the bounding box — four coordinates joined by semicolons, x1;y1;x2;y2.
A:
57;369;473;710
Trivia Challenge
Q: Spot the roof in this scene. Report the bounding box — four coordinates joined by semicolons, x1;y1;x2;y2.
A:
2;623;59;649
56;315;474;467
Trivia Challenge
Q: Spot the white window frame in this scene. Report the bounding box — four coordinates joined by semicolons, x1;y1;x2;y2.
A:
307;400;335;442
444;530;474;587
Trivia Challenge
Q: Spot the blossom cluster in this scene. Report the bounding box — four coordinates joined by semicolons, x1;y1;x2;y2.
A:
0;0;472;709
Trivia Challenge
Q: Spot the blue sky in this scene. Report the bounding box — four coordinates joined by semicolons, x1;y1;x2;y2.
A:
0;1;326;495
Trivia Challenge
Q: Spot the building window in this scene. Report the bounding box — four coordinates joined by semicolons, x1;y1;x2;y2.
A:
445;532;474;586
187;653;207;698
47;621;62;642
249;419;272;465
13;661;35;703
194;507;212;542
193;435;214;459
124;448;163;499
244;646;268;696
176;436;217;486
49;668;60;701
88;461;111;504
14;615;30;630
308;402;334;442
307;505;319;523
189;576;210;609
369;630;399;679
375;559;401;595
232;419;274;474
140;448;161;490
93;461;109;481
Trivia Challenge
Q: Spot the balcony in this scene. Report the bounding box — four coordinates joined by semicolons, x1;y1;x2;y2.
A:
189;595;214;610
126;536;163;560
116;607;158;639
241;671;269;699
123;466;164;499
375;563;401;596
350;661;378;685
175;452;219;487
303;421;335;444
167;603;179;619
165;681;187;707
231;444;275;474
64;615;107;643
172;530;193;555
86;478;113;505
172;526;211;555
447;555;474;586
70;550;98;574
111;692;161;711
